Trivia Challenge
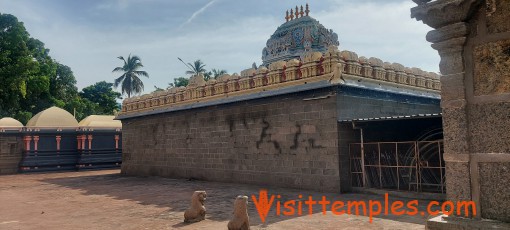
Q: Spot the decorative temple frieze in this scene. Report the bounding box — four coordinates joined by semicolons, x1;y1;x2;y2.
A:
119;46;441;117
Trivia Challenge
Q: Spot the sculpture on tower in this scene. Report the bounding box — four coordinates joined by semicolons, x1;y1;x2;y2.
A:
262;4;340;65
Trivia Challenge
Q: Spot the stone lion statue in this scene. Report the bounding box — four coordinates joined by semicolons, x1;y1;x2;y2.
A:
228;195;250;230
184;191;207;223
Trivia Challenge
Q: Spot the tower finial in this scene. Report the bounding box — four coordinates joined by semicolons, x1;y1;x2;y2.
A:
290;9;294;20
305;3;310;16
295;6;299;18
285;10;289;22
300;5;304;17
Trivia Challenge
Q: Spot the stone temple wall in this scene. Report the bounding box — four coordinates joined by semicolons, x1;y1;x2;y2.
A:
0;134;23;175
120;84;440;193
121;87;342;192
412;0;510;225
466;3;510;222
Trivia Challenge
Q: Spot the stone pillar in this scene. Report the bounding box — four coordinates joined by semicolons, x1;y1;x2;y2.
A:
115;135;120;149
77;135;82;150
87;135;93;150
412;0;510;227
23;136;32;151
33;136;39;152
56;135;61;151
82;135;87;150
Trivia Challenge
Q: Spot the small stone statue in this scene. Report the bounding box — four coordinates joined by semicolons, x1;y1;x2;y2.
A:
184;191;207;223
228;195;250;230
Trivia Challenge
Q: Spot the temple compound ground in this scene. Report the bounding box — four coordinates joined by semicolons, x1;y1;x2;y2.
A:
0;170;431;229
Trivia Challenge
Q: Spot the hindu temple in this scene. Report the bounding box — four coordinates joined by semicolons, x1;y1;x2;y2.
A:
117;4;443;195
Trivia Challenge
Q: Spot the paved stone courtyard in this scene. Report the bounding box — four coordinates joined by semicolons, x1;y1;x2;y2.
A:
0;170;431;229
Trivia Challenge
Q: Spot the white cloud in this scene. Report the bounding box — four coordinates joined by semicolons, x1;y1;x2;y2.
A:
315;1;439;72
180;0;218;28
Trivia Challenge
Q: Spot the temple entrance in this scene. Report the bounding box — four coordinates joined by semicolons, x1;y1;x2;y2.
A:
349;140;445;194
338;114;444;195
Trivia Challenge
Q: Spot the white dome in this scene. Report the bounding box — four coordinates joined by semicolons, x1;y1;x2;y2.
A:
26;107;78;128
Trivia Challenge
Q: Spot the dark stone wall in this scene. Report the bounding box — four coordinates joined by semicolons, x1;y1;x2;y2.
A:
121;87;342;192
0;134;22;175
33;133;77;152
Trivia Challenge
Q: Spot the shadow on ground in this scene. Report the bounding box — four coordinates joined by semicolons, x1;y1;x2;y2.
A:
41;170;430;227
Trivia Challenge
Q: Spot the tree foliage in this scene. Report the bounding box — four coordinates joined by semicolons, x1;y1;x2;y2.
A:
113;54;149;98
0;13;121;124
168;77;190;88
168;59;227;88
80;81;121;115
210;68;227;79
185;59;207;77
0;13;39;118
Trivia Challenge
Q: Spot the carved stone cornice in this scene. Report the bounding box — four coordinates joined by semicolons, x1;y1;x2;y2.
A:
118;48;441;118
426;22;469;43
411;0;482;29
431;37;466;53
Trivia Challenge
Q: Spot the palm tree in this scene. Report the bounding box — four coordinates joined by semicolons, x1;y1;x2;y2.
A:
112;54;149;98
211;69;227;79
186;59;207;76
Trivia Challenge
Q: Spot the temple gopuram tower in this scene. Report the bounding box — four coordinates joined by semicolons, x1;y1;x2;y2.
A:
262;4;339;66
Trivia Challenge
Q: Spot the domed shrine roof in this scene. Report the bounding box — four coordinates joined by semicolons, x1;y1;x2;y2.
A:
79;115;122;128
262;4;339;65
26;106;79;128
0;117;24;128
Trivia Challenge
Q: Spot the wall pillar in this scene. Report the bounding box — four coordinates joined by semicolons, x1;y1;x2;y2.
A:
114;135;119;150
33;136;39;152
82;135;87;150
87;135;93;150
77;135;82;149
23;136;32;151
412;0;510;227
56;135;61;151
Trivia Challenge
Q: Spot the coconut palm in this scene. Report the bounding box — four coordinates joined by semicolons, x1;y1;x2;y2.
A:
211;69;227;79
112;54;149;98
186;59;207;76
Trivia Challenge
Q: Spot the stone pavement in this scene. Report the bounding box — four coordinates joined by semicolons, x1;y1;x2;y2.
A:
0;170;431;229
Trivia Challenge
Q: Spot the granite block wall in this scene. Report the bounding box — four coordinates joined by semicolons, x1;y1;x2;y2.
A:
121;87;342;192
121;82;442;193
0;134;22;175
412;0;510;224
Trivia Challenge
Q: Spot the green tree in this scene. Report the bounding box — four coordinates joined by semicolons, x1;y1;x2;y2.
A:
80;81;121;114
0;13;83;123
168;77;189;88
113;54;149;98
51;63;78;102
19;38;59;116
185;59;207;76
211;69;227;79
0;13;38;116
64;96;98;121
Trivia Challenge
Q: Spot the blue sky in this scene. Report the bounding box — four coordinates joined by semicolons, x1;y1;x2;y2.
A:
1;0;438;94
